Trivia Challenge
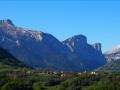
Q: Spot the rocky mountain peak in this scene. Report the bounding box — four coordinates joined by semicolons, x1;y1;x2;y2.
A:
92;43;102;52
62;35;87;52
70;35;87;44
106;44;120;54
104;44;120;62
0;19;14;26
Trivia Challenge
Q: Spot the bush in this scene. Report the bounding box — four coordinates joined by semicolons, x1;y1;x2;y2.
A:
1;81;32;90
32;82;47;90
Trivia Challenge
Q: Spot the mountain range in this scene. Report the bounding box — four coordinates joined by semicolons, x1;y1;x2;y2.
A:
0;19;107;72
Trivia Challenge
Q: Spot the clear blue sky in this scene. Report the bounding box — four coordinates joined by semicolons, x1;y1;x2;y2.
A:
0;0;120;52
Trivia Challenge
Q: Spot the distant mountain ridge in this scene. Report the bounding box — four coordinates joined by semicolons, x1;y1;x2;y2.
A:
0;19;106;72
105;44;120;62
98;44;120;72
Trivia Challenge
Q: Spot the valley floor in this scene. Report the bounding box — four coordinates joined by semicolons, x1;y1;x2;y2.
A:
0;67;120;90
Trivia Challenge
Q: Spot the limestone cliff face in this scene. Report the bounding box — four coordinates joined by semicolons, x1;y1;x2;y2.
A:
63;35;106;71
92;43;102;52
62;35;87;53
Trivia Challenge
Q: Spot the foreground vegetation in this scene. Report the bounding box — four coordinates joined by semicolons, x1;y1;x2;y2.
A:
0;67;120;90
